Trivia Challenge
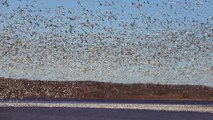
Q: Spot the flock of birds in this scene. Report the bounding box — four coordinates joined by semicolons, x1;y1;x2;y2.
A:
0;0;212;85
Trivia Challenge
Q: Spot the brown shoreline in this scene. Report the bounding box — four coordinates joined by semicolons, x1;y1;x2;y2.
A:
0;77;213;101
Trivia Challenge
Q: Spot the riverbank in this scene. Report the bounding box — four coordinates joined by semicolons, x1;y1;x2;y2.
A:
0;77;213;101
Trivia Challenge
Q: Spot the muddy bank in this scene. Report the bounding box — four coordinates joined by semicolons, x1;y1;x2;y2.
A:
0;77;213;101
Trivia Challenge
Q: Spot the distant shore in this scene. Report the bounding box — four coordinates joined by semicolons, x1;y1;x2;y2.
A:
0;77;213;101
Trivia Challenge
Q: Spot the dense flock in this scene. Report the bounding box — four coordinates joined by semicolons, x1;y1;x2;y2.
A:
0;0;212;85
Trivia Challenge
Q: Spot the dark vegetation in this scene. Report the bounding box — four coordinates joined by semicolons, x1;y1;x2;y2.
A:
0;77;213;101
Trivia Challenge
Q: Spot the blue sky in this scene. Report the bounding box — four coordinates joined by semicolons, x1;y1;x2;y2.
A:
0;0;212;86
1;0;213;36
2;0;213;22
